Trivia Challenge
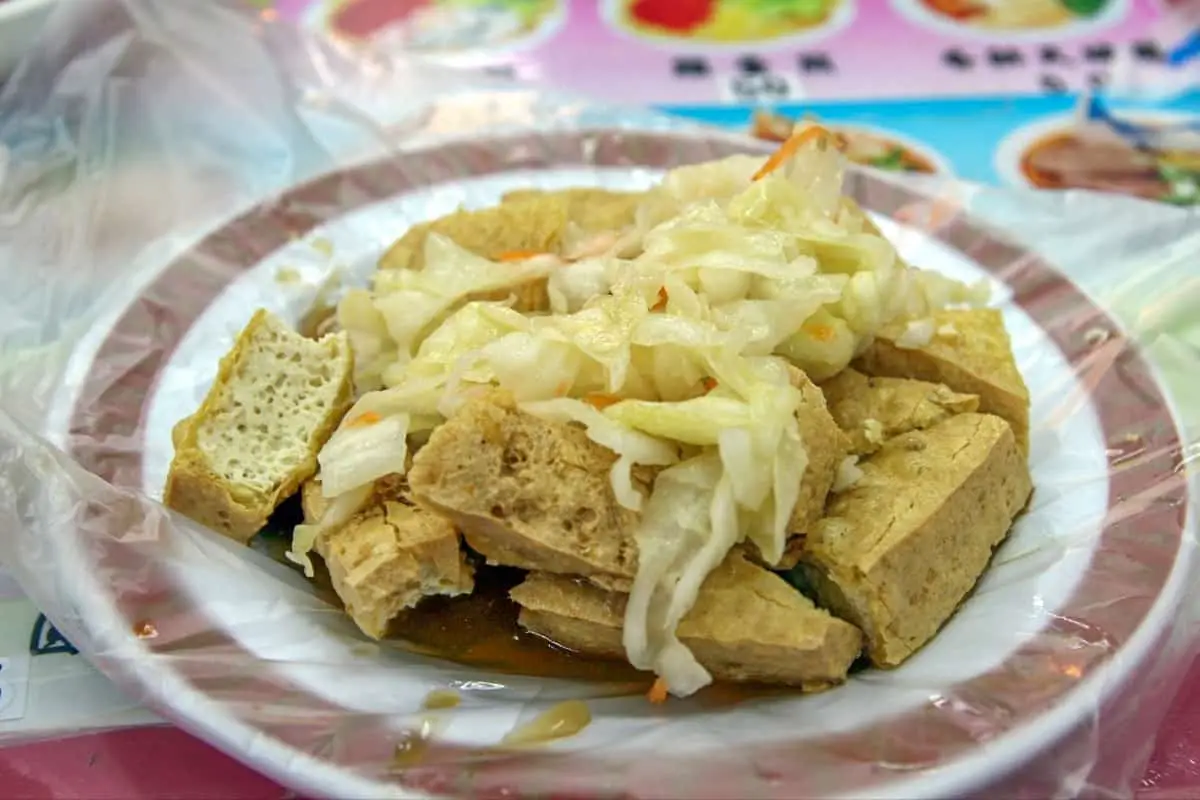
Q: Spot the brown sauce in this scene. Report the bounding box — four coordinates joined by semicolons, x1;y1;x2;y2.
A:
385;566;647;685
257;500;801;708
385;566;798;707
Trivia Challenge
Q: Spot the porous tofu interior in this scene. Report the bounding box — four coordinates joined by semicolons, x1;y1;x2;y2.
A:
195;314;347;504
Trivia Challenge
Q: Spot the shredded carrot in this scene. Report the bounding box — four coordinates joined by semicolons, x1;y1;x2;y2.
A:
651;286;669;312
803;322;836;343
345;411;382;428
647;677;669;704
583;393;621;411
497;249;546;262
701;376;718;393
752;124;833;182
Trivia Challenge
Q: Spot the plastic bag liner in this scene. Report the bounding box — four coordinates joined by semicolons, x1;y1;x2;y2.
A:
0;2;1198;798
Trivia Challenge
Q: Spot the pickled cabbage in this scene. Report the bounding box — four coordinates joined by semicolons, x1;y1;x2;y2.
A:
316;129;989;696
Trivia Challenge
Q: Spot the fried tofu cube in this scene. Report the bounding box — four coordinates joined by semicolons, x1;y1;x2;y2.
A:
798;413;1032;667
787;367;852;536
855;309;1030;453
407;391;644;586
317;499;474;640
164;310;353;543
511;552;863;689
820;368;979;455
501;188;642;235
379;195;569;272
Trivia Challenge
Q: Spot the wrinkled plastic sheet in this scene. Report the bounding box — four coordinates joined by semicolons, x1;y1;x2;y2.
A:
0;2;1198;799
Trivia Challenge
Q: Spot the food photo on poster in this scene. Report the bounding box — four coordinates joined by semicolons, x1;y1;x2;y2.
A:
996;106;1200;204
600;0;857;47
307;0;568;54
891;0;1130;37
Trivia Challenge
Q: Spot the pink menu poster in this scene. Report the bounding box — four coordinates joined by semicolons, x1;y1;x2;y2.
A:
268;0;1197;203
275;0;1181;103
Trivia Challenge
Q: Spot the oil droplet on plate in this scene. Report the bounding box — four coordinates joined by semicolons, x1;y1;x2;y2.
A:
132;620;158;639
422;689;461;710
500;700;591;747
311;237;334;258
391;719;435;770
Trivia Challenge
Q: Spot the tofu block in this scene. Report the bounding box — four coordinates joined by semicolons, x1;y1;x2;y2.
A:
377;196;567;313
855;308;1030;453
317;498;474;639
379;195;569;272
378;190;642;313
820;368;979;455
798;413;1032;667
407;391;644;586
164;310;354;543
787;368;853;538
511;553;863;689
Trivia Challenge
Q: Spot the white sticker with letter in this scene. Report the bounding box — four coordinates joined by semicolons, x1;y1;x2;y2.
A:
0;654;31;721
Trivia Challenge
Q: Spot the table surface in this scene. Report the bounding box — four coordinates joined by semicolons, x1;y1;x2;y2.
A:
2;0;1198;797
0;655;1196;799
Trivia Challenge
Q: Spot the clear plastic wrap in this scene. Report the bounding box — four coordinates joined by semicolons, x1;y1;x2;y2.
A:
0;2;1198;798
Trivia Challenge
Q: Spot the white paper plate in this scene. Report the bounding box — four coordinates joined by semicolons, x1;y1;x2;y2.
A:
43;127;1196;800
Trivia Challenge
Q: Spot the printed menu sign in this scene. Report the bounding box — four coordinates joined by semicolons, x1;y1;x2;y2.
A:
261;0;1198;207
271;0;1180;102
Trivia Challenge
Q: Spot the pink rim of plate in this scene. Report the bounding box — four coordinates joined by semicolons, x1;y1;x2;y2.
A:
66;129;1189;799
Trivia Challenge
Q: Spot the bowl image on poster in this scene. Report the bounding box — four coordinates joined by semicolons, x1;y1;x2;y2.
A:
996;112;1200;205
601;0;856;48
751;111;954;175
312;0;566;54
890;0;1129;39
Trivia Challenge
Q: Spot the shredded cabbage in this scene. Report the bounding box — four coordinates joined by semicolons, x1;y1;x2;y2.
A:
319;131;991;697
286;483;373;578
622;454;730;695
547;256;614;314
371;234;552;359
318;413;411;498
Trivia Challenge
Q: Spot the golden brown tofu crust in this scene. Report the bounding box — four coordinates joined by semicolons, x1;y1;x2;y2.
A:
318;499;474;640
163;310;354;543
408;391;646;581
855;308;1031;453
501;188;643;235
799;413;1032;667
787;368;853;539
511;553;863;689
820;368;979;455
